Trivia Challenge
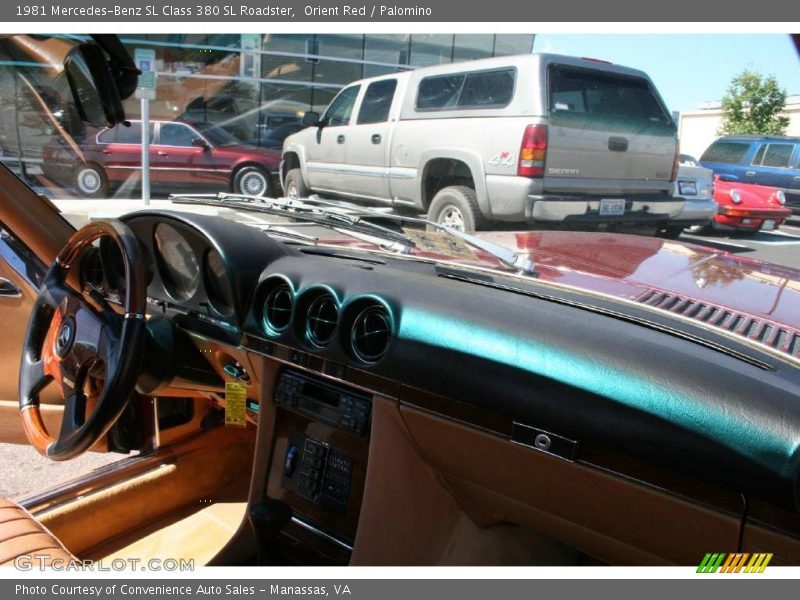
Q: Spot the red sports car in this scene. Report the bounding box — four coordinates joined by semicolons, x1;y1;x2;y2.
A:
711;174;791;232
41;119;282;198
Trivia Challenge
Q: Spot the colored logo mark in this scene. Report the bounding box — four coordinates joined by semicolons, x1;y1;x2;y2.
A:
697;552;773;573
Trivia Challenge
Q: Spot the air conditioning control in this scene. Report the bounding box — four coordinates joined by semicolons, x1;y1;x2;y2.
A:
282;435;353;515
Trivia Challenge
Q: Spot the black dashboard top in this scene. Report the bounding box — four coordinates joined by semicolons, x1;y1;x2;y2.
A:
104;210;800;512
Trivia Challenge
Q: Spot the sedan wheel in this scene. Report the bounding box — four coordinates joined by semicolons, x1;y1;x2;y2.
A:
234;167;270;197
75;166;106;198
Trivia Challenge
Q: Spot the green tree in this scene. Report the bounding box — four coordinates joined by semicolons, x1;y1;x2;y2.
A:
719;70;790;135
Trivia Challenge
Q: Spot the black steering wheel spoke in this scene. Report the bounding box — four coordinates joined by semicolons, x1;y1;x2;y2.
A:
38;269;77;310
19;353;48;410
57;390;88;442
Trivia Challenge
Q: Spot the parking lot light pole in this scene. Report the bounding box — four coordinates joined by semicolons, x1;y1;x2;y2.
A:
134;48;156;206
141;97;150;205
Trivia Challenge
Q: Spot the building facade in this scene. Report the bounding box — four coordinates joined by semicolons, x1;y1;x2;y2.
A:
118;34;535;144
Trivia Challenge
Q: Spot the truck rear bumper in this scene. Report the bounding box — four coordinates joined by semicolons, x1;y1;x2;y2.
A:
527;195;685;223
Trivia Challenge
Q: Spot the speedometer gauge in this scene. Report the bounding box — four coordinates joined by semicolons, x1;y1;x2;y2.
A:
204;248;232;315
154;223;199;302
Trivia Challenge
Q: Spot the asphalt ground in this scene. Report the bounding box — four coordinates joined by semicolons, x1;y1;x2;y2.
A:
678;215;800;271
0;445;127;500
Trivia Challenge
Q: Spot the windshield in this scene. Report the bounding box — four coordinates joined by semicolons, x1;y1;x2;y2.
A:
0;33;798;274
0;33;532;235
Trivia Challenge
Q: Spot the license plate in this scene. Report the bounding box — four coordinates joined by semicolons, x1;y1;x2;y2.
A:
599;198;625;216
678;181;697;196
762;219;776;231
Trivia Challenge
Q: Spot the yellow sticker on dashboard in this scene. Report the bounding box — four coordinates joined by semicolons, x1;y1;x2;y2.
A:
225;381;247;427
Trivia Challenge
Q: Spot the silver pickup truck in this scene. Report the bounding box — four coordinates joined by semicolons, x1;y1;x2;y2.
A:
281;53;683;232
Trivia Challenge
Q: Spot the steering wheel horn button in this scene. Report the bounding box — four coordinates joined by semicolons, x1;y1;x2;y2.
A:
54;317;76;358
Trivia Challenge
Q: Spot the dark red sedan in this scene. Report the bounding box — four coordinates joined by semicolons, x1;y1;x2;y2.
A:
41;120;281;198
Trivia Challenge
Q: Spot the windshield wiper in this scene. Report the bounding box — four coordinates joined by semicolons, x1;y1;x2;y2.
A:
252;224;319;244
169;193;413;248
291;196;538;275
170;192;536;275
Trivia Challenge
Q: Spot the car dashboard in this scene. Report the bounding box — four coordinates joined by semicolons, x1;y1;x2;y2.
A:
85;209;800;565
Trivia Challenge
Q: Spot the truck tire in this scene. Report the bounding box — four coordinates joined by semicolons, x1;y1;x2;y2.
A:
234;166;271;197
427;186;485;232
656;226;684;240
284;168;309;199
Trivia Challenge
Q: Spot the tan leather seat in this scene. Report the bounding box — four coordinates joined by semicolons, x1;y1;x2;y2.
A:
0;498;74;566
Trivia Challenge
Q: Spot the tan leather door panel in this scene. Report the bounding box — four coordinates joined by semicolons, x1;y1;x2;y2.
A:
0;229;63;444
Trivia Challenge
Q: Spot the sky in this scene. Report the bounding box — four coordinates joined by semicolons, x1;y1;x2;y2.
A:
533;34;799;114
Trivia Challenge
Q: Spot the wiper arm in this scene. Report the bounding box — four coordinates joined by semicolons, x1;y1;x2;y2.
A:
291;196;537;276
169;193;414;247
253;224;318;244
170;193;535;275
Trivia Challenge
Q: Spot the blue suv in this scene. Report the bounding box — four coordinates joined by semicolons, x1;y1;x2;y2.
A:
700;135;800;214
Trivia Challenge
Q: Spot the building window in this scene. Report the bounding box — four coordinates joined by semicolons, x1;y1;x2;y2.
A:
409;34;455;67
453;35;494;61
494;34;535;56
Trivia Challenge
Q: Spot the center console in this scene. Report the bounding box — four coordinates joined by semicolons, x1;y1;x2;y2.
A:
265;369;372;564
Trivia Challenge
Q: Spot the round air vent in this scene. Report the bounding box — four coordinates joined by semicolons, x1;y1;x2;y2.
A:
305;294;339;347
350;306;392;363
262;283;293;334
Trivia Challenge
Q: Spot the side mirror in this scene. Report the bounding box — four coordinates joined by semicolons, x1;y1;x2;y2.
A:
63;43;127;128
302;111;321;127
191;137;210;149
717;173;738;183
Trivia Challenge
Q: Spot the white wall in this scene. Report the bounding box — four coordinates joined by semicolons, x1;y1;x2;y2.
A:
678;98;800;160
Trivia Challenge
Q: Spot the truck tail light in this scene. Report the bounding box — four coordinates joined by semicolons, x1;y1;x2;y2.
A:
518;125;547;178
671;145;680;181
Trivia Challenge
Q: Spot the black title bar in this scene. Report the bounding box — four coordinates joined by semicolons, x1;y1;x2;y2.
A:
4;0;799;21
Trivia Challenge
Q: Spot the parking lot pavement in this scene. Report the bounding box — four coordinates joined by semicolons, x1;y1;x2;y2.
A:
0;443;126;500
679;216;800;271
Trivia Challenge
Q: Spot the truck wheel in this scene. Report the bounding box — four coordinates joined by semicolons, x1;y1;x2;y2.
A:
657;226;684;240
284;168;309;199
427;186;485;232
685;224;713;235
74;164;108;198
234;166;271;197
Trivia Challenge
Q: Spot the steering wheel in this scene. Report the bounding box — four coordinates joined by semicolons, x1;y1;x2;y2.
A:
18;220;147;460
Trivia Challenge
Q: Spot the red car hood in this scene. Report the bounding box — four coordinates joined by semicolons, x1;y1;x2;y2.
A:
324;230;800;331
485;231;800;331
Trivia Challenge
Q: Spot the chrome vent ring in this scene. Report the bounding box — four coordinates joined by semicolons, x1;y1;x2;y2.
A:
351;305;392;363
305;294;339;347
262;283;293;334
